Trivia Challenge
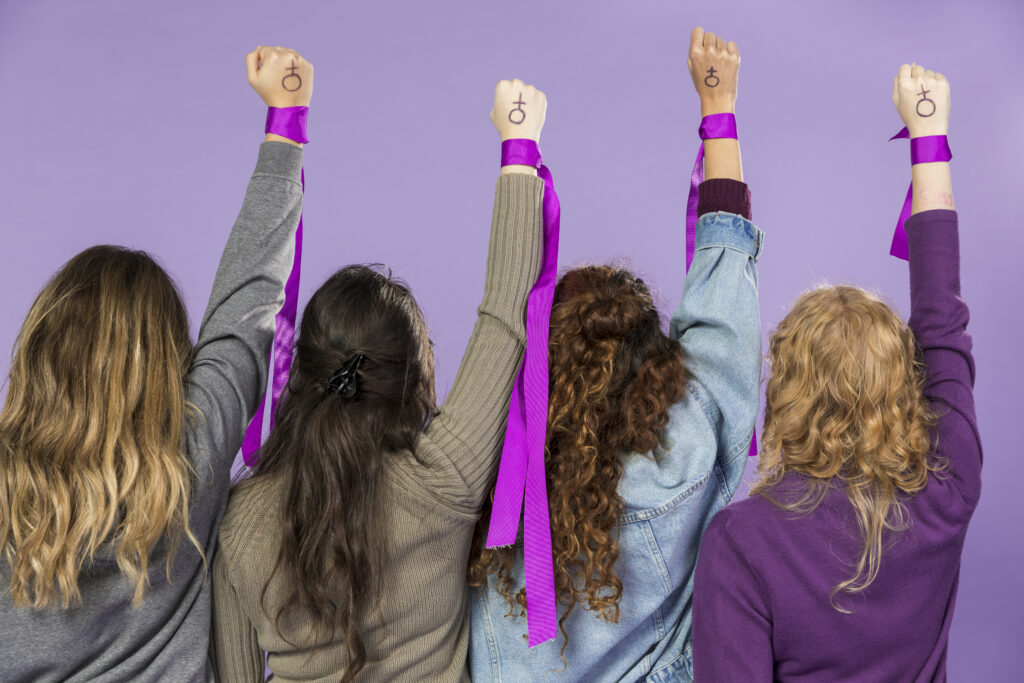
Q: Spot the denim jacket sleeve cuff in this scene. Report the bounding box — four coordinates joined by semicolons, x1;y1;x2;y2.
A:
695;211;764;263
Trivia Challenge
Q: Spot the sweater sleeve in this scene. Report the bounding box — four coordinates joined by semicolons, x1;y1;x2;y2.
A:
669;212;763;467
906;209;982;509
692;511;774;681
412;173;544;510
185;141;304;476
210;548;266;683
698;178;752;220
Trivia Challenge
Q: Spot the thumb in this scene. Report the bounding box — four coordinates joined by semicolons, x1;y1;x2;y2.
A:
245;47;261;84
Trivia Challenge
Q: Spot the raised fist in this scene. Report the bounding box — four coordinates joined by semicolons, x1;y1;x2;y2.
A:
688;27;740;115
246;46;314;108
893;63;949;138
491;79;546;142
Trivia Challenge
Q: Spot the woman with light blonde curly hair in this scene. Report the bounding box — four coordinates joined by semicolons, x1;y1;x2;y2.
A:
693;64;980;682
469;28;762;681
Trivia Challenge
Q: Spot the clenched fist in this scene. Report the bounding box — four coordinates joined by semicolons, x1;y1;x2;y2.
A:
491;80;546;142
688;27;739;115
246;46;314;108
893;63;949;138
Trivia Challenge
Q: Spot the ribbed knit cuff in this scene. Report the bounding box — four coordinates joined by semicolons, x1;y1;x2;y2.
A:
698;178;751;220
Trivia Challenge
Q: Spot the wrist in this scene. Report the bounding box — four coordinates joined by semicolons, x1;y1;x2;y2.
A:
907;127;949;139
500;164;538;176
499;134;541;143
265;133;303;147
700;100;735;117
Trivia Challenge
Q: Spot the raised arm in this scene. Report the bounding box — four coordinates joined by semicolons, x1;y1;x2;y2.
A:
412;80;545;510
688;27;742;183
670;29;762;465
185;47;312;479
895;65;981;506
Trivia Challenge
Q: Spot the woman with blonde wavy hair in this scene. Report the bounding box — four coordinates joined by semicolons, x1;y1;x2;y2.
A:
693;64;980;682
0;46;311;681
469;29;762;681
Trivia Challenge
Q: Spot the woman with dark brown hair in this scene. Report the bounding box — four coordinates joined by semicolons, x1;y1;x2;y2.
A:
468;28;762;681
209;79;547;682
0;46;310;681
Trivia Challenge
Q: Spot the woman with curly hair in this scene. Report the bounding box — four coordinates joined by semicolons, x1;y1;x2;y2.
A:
209;79;547;682
692;64;979;682
0;47;310;681
468;28;762;681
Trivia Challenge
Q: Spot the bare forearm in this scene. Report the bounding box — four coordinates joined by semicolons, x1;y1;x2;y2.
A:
689;28;743;182
911;161;953;214
703;135;743;182
264;133;303;148
894;64;952;215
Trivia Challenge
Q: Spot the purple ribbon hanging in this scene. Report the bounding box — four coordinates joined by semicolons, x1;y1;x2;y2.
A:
241;106;309;466
888;127;953;260
685;113;758;458
485;138;560;647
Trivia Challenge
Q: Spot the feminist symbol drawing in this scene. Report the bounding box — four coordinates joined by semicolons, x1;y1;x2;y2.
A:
281;59;302;92
704;66;720;88
915;85;936;118
508;93;527;124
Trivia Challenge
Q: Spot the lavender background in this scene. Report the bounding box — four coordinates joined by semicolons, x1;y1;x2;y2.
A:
1;0;1022;678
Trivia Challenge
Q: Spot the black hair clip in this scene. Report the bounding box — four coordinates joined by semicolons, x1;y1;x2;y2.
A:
326;353;365;398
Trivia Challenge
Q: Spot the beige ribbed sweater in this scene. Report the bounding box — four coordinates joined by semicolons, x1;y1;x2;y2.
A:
210;173;544;682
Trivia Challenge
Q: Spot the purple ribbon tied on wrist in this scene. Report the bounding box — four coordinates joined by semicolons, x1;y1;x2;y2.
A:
241;106;309;465
686;113;758;458
888;127;952;260
486;139;560;647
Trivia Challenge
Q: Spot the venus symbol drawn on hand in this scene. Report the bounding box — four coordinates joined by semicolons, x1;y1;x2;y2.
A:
915;86;936;118
508;94;527;124
704;67;720;88
281;60;302;92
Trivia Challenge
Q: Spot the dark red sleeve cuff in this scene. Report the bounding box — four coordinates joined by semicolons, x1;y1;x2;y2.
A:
698;178;752;221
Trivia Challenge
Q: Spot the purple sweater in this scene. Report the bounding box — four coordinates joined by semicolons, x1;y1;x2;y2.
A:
692;209;981;682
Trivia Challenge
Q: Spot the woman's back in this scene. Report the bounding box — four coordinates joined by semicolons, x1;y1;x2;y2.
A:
693;208;979;681
214;462;478;682
470;202;764;681
700;461;975;681
210;167;546;682
0;140;306;682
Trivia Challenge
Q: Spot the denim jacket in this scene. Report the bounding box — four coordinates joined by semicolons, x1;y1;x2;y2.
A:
469;211;763;682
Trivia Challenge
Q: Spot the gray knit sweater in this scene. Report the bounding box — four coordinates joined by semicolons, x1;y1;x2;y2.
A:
209;173;544;682
0;141;304;682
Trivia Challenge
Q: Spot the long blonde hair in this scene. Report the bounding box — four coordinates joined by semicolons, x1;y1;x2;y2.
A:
0;245;201;608
753;285;944;610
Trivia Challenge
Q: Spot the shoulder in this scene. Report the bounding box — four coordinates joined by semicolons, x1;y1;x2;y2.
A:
218;475;284;564
702;492;783;563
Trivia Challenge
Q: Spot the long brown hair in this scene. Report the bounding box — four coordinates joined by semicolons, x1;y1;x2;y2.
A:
752;285;943;610
469;265;686;650
0;245;199;609
247;265;434;682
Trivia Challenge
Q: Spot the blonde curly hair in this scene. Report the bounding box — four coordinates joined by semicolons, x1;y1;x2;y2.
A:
753;285;945;610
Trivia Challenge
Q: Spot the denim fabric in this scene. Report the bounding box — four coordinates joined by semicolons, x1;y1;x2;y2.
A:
469;212;763;682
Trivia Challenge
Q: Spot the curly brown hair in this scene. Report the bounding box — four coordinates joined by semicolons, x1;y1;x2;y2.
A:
469;265;686;652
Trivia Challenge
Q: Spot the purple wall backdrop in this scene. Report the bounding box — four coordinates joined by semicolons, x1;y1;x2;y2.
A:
1;0;1021;678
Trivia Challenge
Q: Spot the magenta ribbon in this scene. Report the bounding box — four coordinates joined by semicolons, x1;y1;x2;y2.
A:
485;139;560;647
241;106;309;465
685;113;758;458
888;128;953;260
